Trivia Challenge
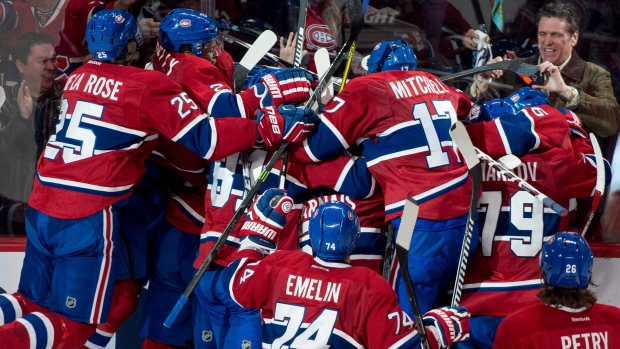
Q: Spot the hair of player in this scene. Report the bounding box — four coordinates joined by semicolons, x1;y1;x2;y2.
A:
537;280;597;309
536;2;580;35
12;32;55;65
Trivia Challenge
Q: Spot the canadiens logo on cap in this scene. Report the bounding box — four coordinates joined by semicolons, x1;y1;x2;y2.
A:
180;19;192;27
348;211;354;220
510;95;520;103
115;15;124;23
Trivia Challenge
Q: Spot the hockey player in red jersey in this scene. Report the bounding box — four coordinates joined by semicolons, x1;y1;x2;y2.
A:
454;88;610;349
0;9;315;349
221;190;472;349
146;8;316;348
287;39;477;316
493;232;620;348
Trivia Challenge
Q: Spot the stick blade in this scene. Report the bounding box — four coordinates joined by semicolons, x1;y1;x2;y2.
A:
395;197;419;249
232;30;278;91
450;121;479;170
315;48;333;102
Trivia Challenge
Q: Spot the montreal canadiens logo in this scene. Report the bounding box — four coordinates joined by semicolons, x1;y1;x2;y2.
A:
115;15;124;23
180;19;191;27
306;24;335;50
510;95;520;103
347;211;354;220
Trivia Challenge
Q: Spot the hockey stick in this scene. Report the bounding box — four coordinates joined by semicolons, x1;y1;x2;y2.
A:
294;0;309;68
440;60;539;82
475;147;568;216
338;0;370;92
221;33;345;92
382;224;395;281
449;121;482;307
314;48;333;106
279;0;308;189
164;0;364;328
395;197;431;349
232;31;279;194
581;133;606;237
232;30;278;93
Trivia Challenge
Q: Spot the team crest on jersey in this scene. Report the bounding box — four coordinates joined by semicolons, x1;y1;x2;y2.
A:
241;340;252;349
306;24;336;50
201;330;213;342
180;19;192;27
66;296;76;308
115;15;125;23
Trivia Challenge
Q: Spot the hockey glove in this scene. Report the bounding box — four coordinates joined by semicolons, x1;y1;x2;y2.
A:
239;189;294;254
255;68;313;107
423;306;470;349
256;105;318;147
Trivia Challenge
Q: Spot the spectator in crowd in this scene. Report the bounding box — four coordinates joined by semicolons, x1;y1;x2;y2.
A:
0;32;62;234
493;232;620;348
470;2;620;140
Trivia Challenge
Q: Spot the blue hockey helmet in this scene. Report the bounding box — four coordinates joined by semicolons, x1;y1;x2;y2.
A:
366;39;418;74
309;202;360;261
506;87;548;111
478;97;516;122
159;8;218;56
539;232;593;289
86;9;142;61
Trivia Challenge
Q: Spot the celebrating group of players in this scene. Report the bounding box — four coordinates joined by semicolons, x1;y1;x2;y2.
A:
0;4;619;349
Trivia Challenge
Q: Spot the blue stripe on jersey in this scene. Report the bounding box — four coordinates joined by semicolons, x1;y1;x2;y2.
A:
171;197;204;226
462;280;543;293
23;312;51;349
52;117;148;152
337;157;374;199
84;329;113;349
304;122;348;161
0;294;18;323
208;91;244;118
496;111;538;156
200;235;241;249
174;117;216;159
36;172;134;196
584;154;612;187
385;171;469;217
361;118;454;168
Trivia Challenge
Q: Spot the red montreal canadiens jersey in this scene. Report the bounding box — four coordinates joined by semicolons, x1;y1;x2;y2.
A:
227;251;420;348
152;42;265;120
459;106;600;316
291;70;473;222
493;303;620;348
29;61;255;219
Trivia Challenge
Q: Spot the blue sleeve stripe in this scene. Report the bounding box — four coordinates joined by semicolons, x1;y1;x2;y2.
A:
385;170;469;217
171;195;205;225
176;117;217;159
208;90;244;119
